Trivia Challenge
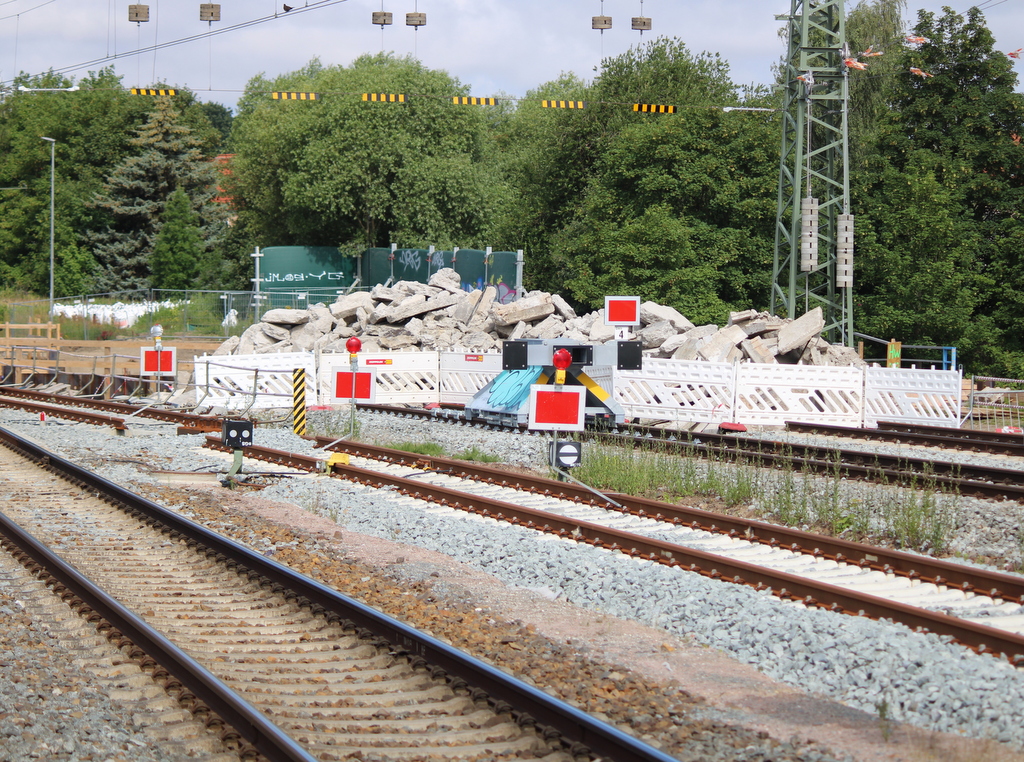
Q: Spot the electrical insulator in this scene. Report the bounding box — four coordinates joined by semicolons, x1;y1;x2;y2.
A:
372;11;393;25
406;12;426;26
200;4;220;22
800;197;819;272
632;17;651;30
592;16;612;29
128;4;149;22
836;213;854;288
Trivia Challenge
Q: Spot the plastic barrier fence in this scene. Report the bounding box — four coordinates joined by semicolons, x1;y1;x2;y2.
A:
194;350;961;427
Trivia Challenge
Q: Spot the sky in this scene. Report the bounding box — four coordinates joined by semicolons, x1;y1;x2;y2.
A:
1;1;1022;110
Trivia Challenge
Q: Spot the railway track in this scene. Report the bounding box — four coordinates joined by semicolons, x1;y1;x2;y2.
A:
203;434;1024;665
5;386;1024;500
361;403;1024;500
0;426;677;762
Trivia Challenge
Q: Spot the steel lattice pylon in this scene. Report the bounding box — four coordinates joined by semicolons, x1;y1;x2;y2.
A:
772;0;854;345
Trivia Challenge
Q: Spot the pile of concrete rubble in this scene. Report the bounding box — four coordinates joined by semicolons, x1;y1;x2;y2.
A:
215;268;864;366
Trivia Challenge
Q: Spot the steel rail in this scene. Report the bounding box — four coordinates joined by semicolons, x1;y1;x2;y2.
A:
877;420;1024;445
0;432;316;762
358;404;1024;500
206;438;1024;665
306;435;1024;606
0;427;676;762
0;386;225;432
785;420;1024;457
0;394;127;431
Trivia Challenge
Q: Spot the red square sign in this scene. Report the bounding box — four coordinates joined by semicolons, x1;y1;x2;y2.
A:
528;385;586;431
605;296;641;326
334;371;374;400
140;348;175;376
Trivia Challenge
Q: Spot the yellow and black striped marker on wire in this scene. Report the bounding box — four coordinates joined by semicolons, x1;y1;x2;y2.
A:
272;91;319;100
363;93;406;103
541;100;585;109
453;96;497;106
292;368;307;436
131;88;177;96
633;103;676;114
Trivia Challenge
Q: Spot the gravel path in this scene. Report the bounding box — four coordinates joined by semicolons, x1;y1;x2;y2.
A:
2;405;1024;761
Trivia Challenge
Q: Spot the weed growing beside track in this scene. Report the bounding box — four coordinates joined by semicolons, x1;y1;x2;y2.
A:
572;444;958;554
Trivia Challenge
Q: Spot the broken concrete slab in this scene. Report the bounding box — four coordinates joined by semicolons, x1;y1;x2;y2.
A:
260;308;310;326
740;336;778;364
493;293;554;326
777;307;824;355
698;325;748;363
641;301;695;332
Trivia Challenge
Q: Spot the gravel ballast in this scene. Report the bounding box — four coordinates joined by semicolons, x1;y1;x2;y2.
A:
2;406;1024;755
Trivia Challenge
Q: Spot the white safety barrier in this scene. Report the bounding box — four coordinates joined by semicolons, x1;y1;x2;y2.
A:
439;351;504;405
193;350;961;428
863;366;962;427
194;352;316;411
735;364;863;427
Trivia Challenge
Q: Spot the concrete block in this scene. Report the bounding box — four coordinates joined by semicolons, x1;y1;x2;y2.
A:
493;294;555;326
506;321;529;341
369;284;402;303
698;325;748;362
740;336;778;364
213;336;239;356
290;322;321;352
453;289;483;325
379;333;419;350
826;344;867;367
588;312;617;343
525;314;565;340
428;267;463;294
777;307;824;355
260;322;291;342
636;320;679;349
641;301;694;332
727;309;759;326
261;308;310;326
330;291;375;320
551;293;577;320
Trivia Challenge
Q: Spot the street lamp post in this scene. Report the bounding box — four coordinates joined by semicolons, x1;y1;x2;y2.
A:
40;137;55;317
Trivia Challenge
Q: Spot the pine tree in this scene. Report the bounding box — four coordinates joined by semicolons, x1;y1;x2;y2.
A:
88;98;226;292
150;188;204;290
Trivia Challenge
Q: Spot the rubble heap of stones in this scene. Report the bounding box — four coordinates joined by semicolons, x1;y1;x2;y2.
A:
215;268;864;366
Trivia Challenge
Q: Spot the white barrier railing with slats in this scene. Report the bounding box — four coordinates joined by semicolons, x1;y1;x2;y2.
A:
863;366;961;427
194;352;316;410
193;349;961;427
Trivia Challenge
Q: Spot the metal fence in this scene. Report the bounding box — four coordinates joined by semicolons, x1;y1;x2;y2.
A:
5;288;352;340
962;376;1024;431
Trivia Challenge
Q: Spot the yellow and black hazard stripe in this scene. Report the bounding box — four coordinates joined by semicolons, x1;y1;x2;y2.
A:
131;88;177;96
453;96;497;106
362;93;406;103
292;368;307;436
633;103;676;114
272;91;319;100
541;99;585;109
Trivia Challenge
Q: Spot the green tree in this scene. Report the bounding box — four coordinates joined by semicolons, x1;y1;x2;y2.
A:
88;97;227;292
491;37;756;302
0;70;224;297
150;188;204;290
550;106;778;322
858;6;1024;373
229;54;505;252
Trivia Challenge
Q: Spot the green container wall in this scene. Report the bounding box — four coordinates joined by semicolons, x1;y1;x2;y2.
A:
363;248;520;304
259;247;358;293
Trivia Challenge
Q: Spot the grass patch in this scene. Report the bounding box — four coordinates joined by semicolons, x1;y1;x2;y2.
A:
390;441;447;457
452;445;502;463
573;443;959;553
